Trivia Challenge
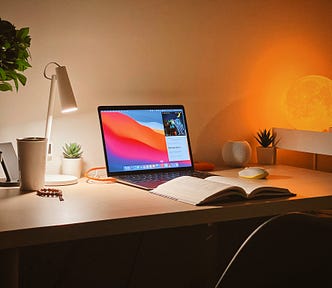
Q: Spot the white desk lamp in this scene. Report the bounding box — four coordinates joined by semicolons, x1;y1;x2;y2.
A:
43;62;78;186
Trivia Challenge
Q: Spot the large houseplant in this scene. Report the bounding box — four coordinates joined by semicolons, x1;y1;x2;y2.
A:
0;18;31;92
255;128;277;165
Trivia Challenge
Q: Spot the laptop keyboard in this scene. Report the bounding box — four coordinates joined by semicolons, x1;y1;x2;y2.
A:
117;170;211;189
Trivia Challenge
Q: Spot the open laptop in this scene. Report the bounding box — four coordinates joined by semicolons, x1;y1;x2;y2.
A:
98;105;212;190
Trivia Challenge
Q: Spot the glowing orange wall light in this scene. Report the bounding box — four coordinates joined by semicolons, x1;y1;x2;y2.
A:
242;35;332;170
285;75;332;132
244;35;332;132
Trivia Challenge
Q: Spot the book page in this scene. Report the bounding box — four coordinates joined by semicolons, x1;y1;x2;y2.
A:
206;176;291;197
151;176;243;205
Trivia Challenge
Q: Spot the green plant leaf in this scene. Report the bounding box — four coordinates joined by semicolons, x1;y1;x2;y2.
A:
0;82;13;91
16;27;29;40
6;71;19;91
62;142;83;158
6;70;15;79
12;75;18;91
255;128;276;147
16;59;31;71
16;73;27;85
0;18;31;92
0;68;6;80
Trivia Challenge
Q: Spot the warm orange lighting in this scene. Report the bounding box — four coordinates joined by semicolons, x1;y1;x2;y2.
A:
243;35;332;132
285;75;332;131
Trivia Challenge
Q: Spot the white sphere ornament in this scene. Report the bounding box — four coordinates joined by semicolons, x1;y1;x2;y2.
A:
222;140;252;167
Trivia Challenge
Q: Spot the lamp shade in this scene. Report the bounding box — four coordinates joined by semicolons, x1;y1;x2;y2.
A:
55;66;77;113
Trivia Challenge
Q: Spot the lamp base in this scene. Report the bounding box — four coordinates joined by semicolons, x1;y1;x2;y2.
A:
45;174;78;186
0;179;19;187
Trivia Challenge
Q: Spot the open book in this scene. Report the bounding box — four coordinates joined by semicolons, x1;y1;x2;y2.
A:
151;175;295;205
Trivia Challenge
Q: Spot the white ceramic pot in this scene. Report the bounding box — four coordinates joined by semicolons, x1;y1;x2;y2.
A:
222;140;252;167
61;158;82;178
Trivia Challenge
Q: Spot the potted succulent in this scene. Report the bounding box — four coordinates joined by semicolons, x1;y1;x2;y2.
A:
0;18;31;92
255;128;277;165
61;142;83;178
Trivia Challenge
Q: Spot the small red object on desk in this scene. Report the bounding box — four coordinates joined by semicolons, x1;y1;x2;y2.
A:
194;162;215;171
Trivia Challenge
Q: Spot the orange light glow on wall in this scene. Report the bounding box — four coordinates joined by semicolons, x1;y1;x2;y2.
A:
243;35;332;132
284;75;332;131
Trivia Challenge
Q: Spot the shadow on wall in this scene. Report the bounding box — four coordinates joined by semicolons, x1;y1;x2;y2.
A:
194;99;255;167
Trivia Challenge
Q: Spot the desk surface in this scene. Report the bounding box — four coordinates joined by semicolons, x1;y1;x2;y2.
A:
0;165;331;250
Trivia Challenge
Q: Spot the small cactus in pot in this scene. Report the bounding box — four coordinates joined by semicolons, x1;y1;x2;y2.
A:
255;129;276;147
62;143;83;178
255;129;277;165
62;142;83;158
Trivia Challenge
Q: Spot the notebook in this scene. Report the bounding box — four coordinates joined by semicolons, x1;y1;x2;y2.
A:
98;105;212;190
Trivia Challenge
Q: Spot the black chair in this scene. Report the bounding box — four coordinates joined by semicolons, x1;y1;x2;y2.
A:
215;212;332;288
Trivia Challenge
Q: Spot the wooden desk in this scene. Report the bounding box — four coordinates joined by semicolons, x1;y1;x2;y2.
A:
1;165;331;287
1;165;331;250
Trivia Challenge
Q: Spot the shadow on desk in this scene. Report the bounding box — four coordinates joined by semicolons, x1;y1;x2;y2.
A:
16;217;270;288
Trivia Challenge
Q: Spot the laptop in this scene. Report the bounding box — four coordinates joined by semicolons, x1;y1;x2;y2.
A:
98;105;212;190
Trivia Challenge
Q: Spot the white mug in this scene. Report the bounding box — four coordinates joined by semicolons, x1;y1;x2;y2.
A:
17;137;47;191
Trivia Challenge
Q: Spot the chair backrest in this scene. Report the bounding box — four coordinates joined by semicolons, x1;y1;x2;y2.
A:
215;212;332;288
273;128;332;169
273;128;332;156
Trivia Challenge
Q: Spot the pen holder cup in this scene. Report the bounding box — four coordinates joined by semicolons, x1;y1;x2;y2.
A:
17;137;47;191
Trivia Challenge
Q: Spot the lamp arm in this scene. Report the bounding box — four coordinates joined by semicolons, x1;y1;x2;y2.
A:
43;61;77;159
45;74;57;154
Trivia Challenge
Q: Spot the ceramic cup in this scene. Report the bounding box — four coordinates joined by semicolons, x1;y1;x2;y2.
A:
17;137;47;191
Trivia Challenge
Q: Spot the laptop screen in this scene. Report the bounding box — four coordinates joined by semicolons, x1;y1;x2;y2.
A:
98;105;194;175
